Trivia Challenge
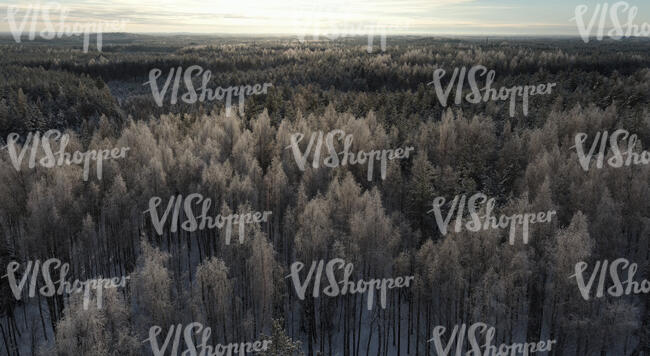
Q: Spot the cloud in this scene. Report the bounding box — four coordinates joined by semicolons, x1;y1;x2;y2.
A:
0;0;588;35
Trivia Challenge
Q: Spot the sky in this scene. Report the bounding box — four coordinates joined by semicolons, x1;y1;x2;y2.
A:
1;0;649;36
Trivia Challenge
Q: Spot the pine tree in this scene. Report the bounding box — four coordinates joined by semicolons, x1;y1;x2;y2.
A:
259;319;304;356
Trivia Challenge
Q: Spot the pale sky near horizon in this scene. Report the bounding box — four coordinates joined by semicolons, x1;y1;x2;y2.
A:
1;0;649;36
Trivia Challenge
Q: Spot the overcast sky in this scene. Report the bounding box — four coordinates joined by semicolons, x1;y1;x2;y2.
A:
1;0;649;36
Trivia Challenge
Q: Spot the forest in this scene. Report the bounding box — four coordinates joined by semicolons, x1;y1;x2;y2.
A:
0;34;649;355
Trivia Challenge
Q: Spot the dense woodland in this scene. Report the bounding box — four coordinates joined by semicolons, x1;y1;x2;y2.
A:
0;34;649;355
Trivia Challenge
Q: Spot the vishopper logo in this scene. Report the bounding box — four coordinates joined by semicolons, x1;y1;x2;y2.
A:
4;2;128;52
572;129;650;171
571;258;650;301
289;0;410;53
571;2;650;42
145;193;272;244
427;65;556;117
428;193;557;245
144;323;272;356
428;322;557;356
144;65;273;117
287;259;415;310
2;258;129;310
286;129;414;181
1;130;130;181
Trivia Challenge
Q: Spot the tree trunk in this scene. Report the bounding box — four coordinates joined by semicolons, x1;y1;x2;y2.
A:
416;293;420;356
0;320;12;356
397;290;402;356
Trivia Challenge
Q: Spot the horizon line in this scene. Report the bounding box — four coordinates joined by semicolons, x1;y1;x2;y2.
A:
1;31;646;38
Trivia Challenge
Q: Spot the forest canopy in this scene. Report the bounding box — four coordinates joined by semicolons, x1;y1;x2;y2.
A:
0;35;649;356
